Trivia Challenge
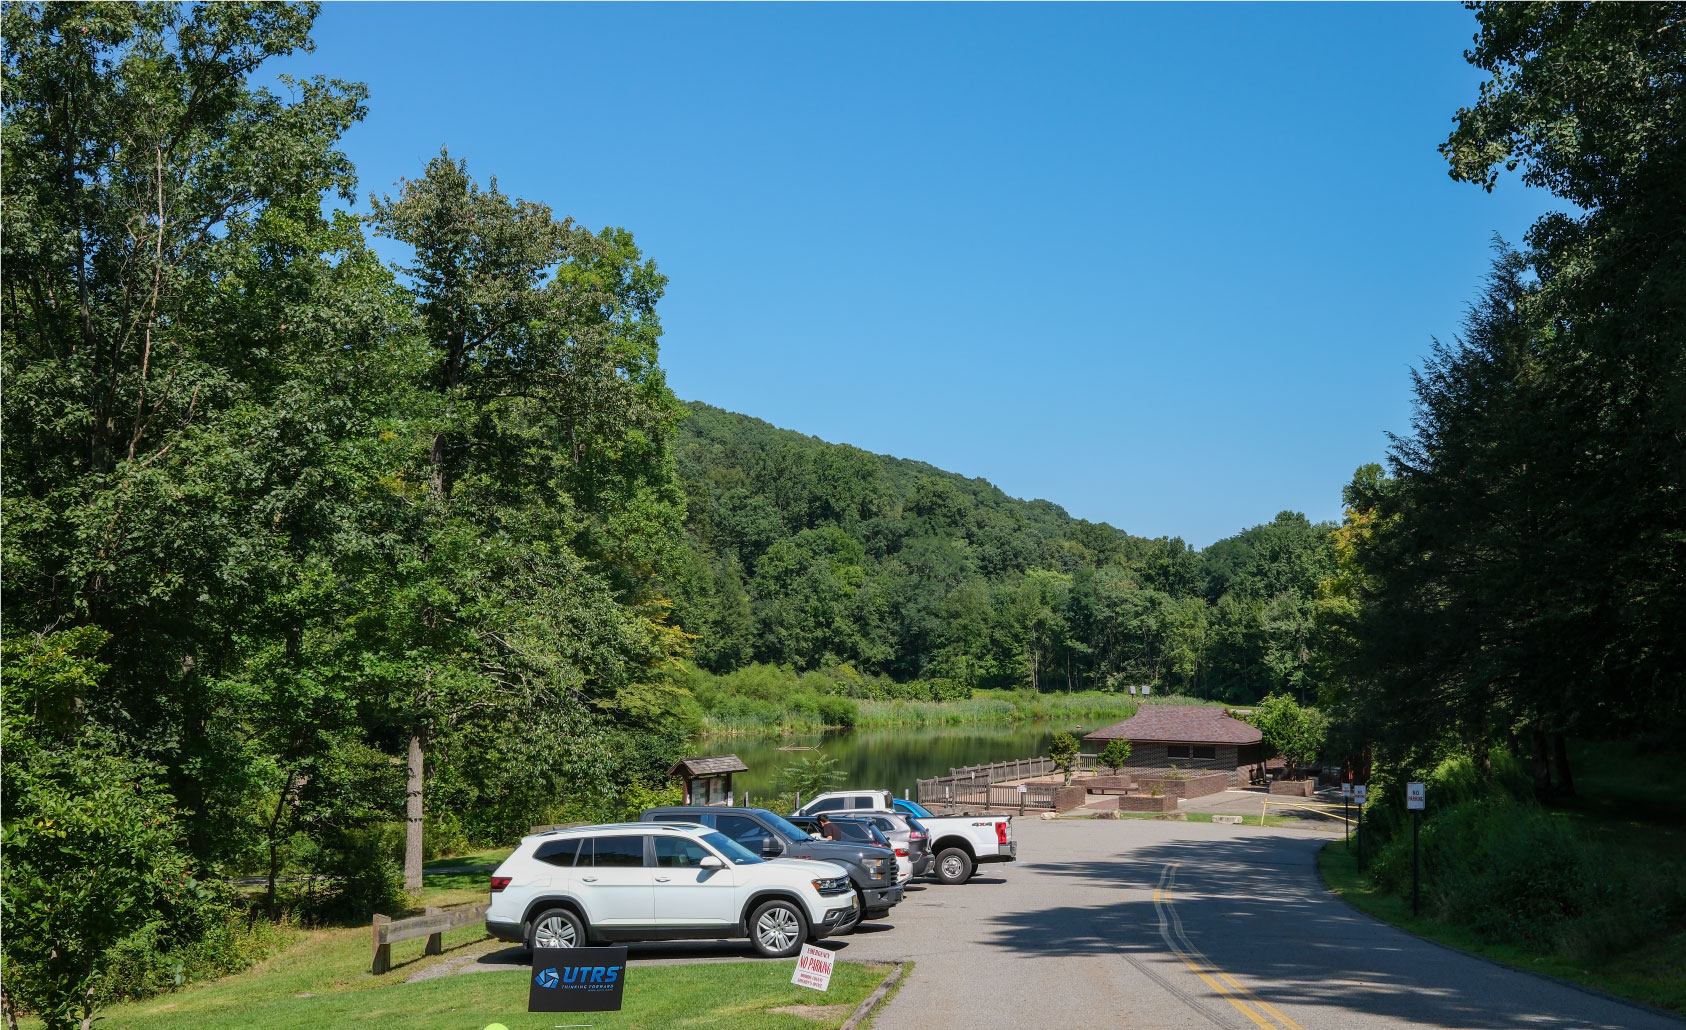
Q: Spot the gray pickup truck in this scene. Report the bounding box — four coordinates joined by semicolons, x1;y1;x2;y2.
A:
640;807;902;932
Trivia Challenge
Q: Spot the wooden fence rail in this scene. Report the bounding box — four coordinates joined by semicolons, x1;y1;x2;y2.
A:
371;901;489;974
916;753;1106;810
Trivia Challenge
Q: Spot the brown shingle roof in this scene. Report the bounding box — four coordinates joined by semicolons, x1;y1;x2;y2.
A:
1083;706;1261;745
667;754;749;777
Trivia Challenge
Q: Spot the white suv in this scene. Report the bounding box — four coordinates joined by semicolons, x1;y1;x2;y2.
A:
484;822;857;958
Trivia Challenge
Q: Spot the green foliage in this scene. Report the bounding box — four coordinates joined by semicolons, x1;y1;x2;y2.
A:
2;667;204;1028
1331;1;1686;788
0;3;696;1016
670;405;1337;704
613;782;684;822
1249;693;1328;774
1098;738;1133;774
776;753;845;801
1369;795;1683;962
1048;732;1081;783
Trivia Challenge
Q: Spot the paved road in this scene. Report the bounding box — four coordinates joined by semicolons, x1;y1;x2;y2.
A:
460;818;1680;1029
843;818;1680;1030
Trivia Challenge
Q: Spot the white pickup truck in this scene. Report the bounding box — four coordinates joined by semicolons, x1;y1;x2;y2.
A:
794;790;1016;885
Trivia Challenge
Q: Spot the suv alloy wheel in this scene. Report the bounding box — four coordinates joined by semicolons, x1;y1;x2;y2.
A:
528;906;585;951
748;899;808;958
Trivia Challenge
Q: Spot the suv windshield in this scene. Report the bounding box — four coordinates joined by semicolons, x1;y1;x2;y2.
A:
758;811;812;842
702;831;763;865
898;799;933;818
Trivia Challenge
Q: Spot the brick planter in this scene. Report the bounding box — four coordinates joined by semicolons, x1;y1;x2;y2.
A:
1082;775;1134;792
1117;794;1178;812
1137;773;1229;800
1053;786;1088;812
1269;779;1315;797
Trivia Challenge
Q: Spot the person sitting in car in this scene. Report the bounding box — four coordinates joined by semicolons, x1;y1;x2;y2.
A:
815;813;844;840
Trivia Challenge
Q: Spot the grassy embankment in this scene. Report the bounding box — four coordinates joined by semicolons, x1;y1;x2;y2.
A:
49;864;894;1030
1318;740;1685;1015
685;661;1217;736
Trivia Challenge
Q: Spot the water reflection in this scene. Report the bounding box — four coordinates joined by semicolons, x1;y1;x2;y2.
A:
715;721;1096;804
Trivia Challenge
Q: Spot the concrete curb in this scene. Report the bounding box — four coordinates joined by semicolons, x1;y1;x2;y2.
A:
1315;841;1686;1027
840;961;906;1030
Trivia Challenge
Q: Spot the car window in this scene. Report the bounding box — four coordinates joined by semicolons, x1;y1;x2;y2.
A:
701;831;763;865
589;835;648;867
870;817;897;833
534;839;580;867
808;798;846;813
907;818;927;834
852;796;879;809
714;815;769;850
896;799;934;819
833;821;873;843
653;835;712;868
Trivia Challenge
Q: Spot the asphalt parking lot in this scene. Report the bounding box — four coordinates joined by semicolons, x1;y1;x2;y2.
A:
449;816;1680;1029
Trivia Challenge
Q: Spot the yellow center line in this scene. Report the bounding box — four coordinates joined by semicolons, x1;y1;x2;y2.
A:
1153;863;1306;1030
1219;971;1306;1030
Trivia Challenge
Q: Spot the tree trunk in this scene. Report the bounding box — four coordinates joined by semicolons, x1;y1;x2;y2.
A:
405;732;425;893
264;770;295;919
1529;723;1553;801
1550;732;1576;799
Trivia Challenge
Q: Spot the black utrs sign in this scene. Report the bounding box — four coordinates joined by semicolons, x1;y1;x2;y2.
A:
528;946;628;1012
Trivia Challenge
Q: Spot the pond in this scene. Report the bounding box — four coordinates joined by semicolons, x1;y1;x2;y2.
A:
710;720;1097;805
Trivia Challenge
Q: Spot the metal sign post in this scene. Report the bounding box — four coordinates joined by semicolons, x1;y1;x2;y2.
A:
1406;782;1426;916
1340;782;1352;843
1353;784;1368;871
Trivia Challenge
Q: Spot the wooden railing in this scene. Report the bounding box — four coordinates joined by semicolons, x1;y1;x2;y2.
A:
915;754;1098;811
370;901;489;974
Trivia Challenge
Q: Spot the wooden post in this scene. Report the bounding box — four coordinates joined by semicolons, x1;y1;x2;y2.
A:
371;913;392;975
424;906;443;956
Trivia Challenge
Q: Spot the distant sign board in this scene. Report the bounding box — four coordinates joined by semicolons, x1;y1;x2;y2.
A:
1406;782;1426;811
1142;685;1152;695
529;947;627;1012
1340;783;1352;799
1017;783;1028;794
1353;785;1367;804
1129;685;1138;695
792;944;835;991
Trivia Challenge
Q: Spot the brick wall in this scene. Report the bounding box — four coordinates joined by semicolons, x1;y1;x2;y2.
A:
1137;772;1229;799
1119;743;1245;785
1053;786;1088;812
1269;780;1314;797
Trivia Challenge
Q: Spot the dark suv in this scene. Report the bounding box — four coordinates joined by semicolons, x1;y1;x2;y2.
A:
640;807;902;931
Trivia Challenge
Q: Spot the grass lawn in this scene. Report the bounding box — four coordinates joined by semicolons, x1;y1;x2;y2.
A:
425;849;515;871
1319;837;1686;1015
51;919;895;1030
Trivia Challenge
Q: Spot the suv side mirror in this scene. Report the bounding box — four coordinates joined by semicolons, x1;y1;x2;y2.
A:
699;855;724;870
760;837;781;856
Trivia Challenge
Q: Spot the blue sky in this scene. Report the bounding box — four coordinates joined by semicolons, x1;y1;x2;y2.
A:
278;2;1553;547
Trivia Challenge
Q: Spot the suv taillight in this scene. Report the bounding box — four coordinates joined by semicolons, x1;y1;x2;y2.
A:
490;876;511;893
895;847;908;857
995;822;1008;845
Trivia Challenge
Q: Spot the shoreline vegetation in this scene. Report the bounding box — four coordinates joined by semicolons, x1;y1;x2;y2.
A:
680;661;1221;737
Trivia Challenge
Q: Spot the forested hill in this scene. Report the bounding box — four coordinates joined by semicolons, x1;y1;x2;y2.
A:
665;402;1337;704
